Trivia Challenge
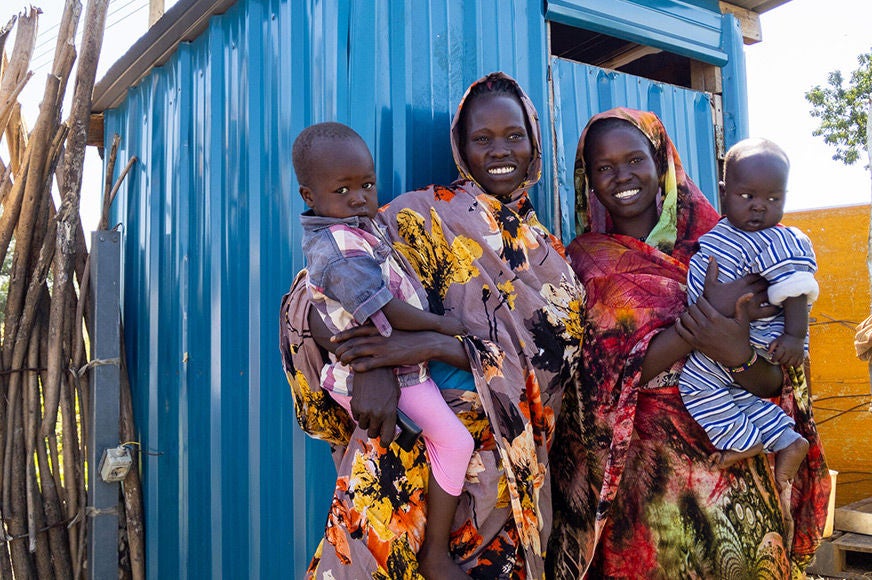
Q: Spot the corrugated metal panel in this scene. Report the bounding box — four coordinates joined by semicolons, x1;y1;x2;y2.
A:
550;57;719;242
109;2;310;576
103;0;553;577
545;0;728;65
720;13;750;151
103;0;752;575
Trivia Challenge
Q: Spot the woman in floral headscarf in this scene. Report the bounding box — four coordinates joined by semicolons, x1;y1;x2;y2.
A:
546;108;830;579
280;72;584;578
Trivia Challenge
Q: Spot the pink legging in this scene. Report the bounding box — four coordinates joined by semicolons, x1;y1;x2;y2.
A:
331;378;474;496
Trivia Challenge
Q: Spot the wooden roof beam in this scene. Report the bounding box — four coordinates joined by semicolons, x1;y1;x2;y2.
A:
720;2;762;45
87;113;104;149
90;0;236;113
597;45;662;71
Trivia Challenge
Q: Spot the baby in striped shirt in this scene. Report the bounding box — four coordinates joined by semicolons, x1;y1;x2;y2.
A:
679;138;814;493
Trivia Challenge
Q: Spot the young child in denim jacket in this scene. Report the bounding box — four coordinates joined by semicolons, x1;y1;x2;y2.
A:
293;122;474;577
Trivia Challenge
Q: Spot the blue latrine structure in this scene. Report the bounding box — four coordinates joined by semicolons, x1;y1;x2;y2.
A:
90;0;790;576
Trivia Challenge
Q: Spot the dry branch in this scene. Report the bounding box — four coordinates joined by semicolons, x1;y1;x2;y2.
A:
120;334;144;580
0;2;145;577
0;143;31;269
0;69;32;140
2;72;62;372
44;0;109;438
0;7;36;136
0;14;17;56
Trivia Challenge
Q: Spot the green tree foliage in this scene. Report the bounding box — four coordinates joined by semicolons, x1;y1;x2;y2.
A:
805;49;872;167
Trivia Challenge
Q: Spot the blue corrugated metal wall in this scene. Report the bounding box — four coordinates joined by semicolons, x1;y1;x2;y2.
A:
546;0;728;65
105;0;552;577
102;0;748;577
550;57;719;243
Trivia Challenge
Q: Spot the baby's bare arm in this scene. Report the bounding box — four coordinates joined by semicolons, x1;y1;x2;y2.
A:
381;297;465;336
781;295;809;340
768;295;809;367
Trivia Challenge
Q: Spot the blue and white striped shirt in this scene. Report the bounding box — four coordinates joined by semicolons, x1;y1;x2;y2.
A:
686;218;818;349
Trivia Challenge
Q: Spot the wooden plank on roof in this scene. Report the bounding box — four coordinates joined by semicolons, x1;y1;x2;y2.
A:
720;2;762;44
746;0;791;11
149;0;165;27
726;0;792;11
90;0;237;113
87;113;104;148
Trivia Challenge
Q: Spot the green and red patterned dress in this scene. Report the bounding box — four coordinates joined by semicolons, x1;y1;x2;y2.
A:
547;108;830;579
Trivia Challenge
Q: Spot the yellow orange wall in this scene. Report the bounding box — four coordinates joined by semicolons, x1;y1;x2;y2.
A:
784;204;872;506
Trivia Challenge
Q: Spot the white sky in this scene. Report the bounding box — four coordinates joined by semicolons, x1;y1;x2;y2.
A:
10;0;160;234
6;0;872;231
745;0;872;211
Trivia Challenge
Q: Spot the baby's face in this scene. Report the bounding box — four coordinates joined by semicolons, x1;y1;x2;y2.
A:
720;154;788;232
301;138;378;219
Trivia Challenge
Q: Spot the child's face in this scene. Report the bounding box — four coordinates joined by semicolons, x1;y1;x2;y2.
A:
461;94;533;199
299;138;378;219
720;153;788;232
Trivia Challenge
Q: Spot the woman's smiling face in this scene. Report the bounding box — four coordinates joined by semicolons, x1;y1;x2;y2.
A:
585;122;660;238
461;93;533;199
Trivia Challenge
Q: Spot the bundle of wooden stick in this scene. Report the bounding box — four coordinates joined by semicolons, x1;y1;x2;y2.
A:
0;2;143;578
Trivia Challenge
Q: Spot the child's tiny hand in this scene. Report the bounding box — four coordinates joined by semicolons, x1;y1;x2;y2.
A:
768;334;805;367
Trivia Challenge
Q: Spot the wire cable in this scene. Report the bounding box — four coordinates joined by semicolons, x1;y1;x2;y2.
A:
29;0;149;75
815;400;872;425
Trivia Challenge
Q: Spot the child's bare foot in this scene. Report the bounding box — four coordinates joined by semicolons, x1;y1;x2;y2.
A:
710;443;764;470
780;484;795;548
417;546;468;580
774;437;809;491
418;479;467;579
710;443;765;470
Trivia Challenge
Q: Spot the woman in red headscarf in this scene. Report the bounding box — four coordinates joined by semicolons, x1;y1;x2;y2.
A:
547;108;830;579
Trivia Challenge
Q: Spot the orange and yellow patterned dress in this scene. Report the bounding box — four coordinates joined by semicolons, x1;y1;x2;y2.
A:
280;73;585;579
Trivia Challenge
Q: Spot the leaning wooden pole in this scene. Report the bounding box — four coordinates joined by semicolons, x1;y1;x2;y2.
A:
0;3;145;577
0;10;35;142
105;147;144;580
43;0;109;439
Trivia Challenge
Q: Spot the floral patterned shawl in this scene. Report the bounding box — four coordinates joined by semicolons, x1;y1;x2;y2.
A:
547;108;830;579
280;72;585;579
